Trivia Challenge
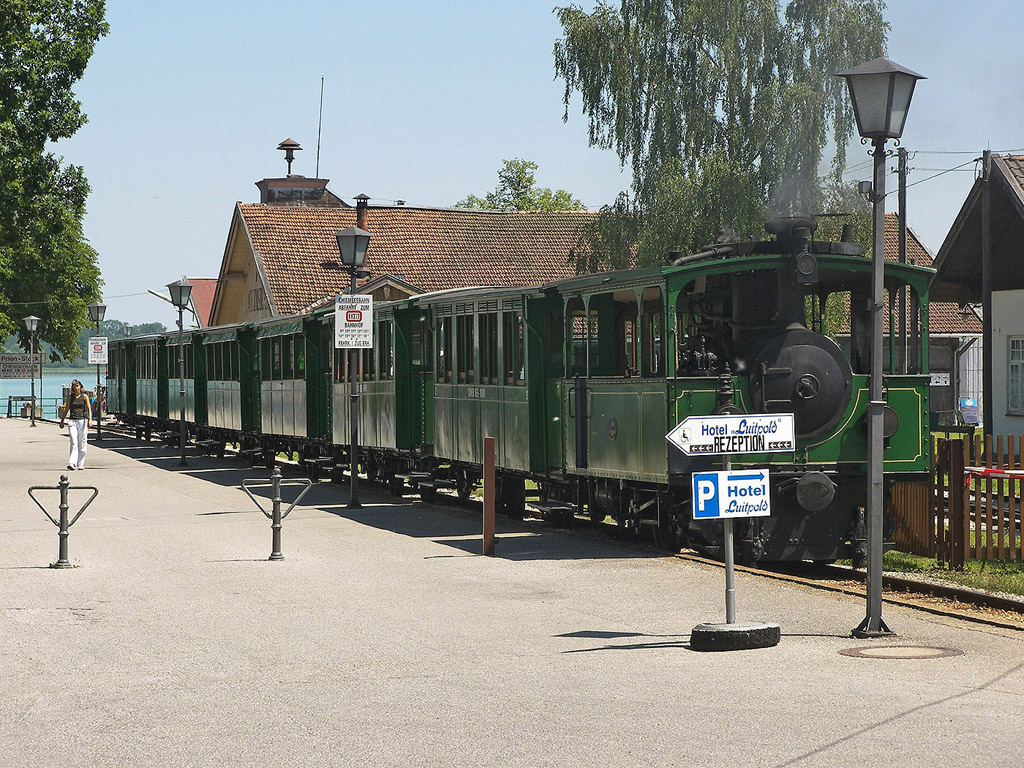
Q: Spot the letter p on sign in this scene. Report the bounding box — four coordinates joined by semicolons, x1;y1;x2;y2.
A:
694;475;719;519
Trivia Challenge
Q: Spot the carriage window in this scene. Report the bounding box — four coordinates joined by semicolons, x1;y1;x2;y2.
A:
334;348;346;383
282;336;294;380
567;298;587;377
293;334;305;380
411;316;432;368
614;292;639;377
377;320;393;381
436;317;452;383
504;311;525;385
641;287;664;377
362;344;376;381
480;313;498;384
457;315;475;384
548;310;564;377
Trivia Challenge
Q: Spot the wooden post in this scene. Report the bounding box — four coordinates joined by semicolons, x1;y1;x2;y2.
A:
949;438;965;571
483;437;496;556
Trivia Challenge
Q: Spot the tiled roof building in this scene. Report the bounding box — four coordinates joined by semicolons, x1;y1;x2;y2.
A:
210;189;594;325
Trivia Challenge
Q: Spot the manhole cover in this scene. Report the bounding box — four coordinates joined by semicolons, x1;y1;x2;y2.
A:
839;646;964;659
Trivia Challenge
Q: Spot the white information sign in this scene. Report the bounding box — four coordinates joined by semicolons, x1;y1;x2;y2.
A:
692;469;772;519
666;413;795;456
0;353;42;379
334;295;373;349
930;372;950;387
88;336;108;365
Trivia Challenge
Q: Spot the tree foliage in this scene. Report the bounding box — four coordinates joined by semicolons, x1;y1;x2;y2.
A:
0;0;109;359
456;158;586;211
554;0;888;268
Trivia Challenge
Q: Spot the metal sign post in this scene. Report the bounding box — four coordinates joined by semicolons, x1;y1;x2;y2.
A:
667;377;785;651
27;475;99;568
241;468;312;561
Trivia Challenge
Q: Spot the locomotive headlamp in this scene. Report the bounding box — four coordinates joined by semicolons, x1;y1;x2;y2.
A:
836;58;924;140
335;226;372;269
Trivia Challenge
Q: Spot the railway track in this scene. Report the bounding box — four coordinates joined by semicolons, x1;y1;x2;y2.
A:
673;552;1024;631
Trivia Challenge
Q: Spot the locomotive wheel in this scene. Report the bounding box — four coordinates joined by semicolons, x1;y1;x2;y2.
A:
499;477;526;520
419;482;436;504
456;469;473;501
388;475;404;497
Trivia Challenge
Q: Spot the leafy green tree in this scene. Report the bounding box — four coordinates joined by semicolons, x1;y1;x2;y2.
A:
456;158;586;211
0;0;109;359
554;0;888;269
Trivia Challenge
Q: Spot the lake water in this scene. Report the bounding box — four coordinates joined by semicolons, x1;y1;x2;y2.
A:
1;370;99;417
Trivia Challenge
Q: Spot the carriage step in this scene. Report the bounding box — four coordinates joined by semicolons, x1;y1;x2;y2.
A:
194;439;221;454
527;502;576;515
418;478;456;488
396;472;433;482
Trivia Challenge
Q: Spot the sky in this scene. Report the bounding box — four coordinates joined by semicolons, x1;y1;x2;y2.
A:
54;0;1024;327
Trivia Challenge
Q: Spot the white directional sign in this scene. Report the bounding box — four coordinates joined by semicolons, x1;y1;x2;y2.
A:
666;413;795;456
692;469;772;519
334;295;373;349
88;336;108;365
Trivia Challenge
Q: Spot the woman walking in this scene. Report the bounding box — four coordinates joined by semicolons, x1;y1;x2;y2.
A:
59;380;92;470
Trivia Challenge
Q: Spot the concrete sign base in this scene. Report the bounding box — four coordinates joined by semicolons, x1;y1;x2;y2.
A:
690;621;781;652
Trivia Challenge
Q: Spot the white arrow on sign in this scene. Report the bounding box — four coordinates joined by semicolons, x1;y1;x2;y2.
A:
666;413;795;456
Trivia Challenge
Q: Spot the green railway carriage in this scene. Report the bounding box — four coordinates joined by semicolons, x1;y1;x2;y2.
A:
101;213;934;565
201;324;249;434
164;330;203;426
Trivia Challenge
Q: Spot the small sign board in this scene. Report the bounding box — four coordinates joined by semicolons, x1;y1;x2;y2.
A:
959;397;979;425
930;372;950;387
0;353;42;379
666;413;795;456
88;336;108;365
334;295;373;349
692;469;772;519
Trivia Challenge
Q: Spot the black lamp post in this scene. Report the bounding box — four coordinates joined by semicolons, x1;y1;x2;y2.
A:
335;225;372;509
837;57;924;638
167;280;193;467
23;315;39;427
87;301;106;440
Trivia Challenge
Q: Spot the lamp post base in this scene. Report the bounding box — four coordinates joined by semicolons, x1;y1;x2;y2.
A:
852;617;895;638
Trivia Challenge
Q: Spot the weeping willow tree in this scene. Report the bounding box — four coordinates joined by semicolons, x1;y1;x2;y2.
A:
554;0;887;271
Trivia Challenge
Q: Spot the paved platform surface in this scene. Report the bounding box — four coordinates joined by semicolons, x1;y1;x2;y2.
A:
2;417;1022;767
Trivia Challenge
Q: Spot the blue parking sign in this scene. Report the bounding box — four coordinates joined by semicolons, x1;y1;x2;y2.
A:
692;470;771;519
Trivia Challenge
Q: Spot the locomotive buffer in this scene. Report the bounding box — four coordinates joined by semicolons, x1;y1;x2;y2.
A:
667;413;794;651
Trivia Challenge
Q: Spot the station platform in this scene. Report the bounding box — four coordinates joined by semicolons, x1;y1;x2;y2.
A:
1;417;1022;767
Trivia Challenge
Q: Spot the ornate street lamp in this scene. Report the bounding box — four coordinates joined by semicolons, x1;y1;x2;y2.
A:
22;315;40;427
86;301;106;440
167;280;193;467
837;57;924;638
335;225;372;508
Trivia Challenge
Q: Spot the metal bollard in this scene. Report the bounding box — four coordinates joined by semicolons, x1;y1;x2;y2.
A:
27;474;99;568
241;467;312;561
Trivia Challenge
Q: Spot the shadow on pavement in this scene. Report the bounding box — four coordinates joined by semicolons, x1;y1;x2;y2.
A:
98;432;657;562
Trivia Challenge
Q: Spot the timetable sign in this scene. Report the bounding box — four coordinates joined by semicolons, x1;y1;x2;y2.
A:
335;295;373;349
88;337;108;365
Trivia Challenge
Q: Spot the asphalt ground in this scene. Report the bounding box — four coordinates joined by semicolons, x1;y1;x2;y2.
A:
2;416;1023;767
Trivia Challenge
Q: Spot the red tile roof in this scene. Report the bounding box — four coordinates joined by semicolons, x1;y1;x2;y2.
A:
238;204;594;317
185;278;218;328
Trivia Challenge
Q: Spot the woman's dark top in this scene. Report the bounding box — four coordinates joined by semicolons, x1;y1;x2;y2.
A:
68;393;88;420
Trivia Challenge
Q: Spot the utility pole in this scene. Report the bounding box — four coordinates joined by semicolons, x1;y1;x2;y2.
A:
898;147;909;373
982;149;993;432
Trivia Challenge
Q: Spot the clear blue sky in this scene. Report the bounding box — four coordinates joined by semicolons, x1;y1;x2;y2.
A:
55;1;1024;326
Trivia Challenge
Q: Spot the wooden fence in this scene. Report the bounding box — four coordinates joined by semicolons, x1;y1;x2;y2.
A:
926;433;1023;568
